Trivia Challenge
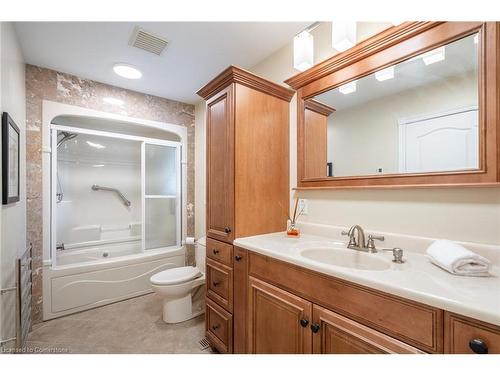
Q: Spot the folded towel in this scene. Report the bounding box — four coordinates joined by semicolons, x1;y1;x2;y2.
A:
426;239;491;277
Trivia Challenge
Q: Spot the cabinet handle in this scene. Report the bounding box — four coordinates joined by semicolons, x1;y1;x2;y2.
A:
212;281;220;287
299;318;309;328
212;324;220;331
311;323;320;333
224;227;231;234
469;338;488;354
212;249;219;255
235;255;242;261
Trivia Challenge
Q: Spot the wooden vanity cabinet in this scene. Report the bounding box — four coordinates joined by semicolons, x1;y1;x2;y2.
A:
198;67;293;353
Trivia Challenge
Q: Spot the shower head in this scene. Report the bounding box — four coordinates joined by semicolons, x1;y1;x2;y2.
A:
57;131;78;148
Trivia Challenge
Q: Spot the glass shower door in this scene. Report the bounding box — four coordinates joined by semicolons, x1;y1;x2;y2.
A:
143;142;181;250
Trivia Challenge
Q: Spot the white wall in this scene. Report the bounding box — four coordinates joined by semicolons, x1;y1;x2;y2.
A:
0;22;26;349
194;22;500;246
194;102;206;240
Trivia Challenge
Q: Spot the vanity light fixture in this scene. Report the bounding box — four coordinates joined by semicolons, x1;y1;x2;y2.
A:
421;46;446;65
375;66;395;81
103;97;124;106
293;23;320;72
113;63;142;79
332;21;356;52
338;81;357;95
293;31;314;71
86;141;105;149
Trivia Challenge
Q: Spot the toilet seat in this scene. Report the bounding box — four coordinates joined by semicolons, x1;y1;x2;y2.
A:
150;266;202;286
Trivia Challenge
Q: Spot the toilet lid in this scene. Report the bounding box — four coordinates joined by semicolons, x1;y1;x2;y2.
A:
150;266;202;286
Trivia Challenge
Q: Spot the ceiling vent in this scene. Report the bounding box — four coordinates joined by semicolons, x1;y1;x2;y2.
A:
130;27;169;56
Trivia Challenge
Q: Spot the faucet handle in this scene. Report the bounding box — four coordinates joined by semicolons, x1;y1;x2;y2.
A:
367;234;385;251
341;229;357;247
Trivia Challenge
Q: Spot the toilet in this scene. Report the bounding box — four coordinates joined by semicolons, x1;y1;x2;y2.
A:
150;237;206;323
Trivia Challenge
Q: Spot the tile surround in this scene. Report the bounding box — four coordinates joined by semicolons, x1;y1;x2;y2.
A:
25;65;196;323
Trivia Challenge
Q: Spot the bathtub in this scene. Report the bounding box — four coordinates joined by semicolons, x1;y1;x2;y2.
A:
42;240;185;320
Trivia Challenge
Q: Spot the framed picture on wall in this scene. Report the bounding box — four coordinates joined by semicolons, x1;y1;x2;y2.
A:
2;112;20;204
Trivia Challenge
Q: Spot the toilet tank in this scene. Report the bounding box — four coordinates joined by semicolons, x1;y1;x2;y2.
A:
195;236;206;274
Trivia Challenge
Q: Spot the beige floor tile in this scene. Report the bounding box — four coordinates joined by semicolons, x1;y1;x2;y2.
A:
25;293;208;354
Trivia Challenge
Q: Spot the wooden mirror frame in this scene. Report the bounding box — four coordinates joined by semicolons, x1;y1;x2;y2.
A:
285;22;500;189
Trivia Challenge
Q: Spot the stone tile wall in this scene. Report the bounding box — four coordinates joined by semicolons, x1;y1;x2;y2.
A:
26;65;196;323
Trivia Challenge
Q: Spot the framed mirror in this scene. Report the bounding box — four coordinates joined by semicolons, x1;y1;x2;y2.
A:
286;22;500;189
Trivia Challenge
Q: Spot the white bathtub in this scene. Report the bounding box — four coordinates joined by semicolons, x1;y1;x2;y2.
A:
56;239;142;266
43;242;185;320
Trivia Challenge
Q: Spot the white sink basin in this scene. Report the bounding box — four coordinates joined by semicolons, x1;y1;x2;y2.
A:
300;247;390;271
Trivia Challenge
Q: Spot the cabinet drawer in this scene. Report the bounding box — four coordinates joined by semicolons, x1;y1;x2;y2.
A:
445;312;500;354
206;298;233;353
206;238;233;266
249;252;443;353
206;258;233;312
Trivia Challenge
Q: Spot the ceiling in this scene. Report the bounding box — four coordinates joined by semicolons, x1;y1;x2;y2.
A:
315;32;478;111
15;22;309;104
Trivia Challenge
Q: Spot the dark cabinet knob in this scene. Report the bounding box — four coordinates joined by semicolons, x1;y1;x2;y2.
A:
300;318;309;327
212;281;220;287
212;249;219;255
235;255;242;261
212;324;220;331
224;227;231;234
311;324;320;333
469;338;488;354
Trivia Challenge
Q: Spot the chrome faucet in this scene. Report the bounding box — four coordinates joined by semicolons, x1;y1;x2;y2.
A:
341;225;384;253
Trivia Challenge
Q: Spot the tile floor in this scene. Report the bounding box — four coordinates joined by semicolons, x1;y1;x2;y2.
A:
25;293;212;354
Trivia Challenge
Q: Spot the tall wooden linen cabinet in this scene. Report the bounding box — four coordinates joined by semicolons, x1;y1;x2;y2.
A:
197;66;294;353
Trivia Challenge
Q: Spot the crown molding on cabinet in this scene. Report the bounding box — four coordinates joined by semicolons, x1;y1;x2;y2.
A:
197;65;295;102
304;99;335;116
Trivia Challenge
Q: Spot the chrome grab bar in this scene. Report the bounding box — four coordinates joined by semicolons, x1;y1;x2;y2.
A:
91;184;131;207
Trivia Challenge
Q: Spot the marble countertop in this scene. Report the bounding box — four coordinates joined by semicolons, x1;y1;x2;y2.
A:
234;232;500;326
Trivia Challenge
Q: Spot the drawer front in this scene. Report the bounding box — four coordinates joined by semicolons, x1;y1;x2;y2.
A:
249;252;443;353
206;298;233;353
206;258;233;312
206;238;233;266
445;312;500;354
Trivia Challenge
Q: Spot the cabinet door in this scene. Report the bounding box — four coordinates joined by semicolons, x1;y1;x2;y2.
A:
248;277;312;353
445;312;500;354
312;305;423;354
206;86;234;243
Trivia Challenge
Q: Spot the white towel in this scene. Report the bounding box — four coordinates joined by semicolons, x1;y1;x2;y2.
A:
426;239;491;277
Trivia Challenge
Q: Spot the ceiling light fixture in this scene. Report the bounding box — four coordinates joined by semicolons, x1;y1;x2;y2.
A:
421;46;446;65
86;141;105;149
338;81;357;95
375;66;395;81
103;97;124;106
113;63;142;79
332;21;356;52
